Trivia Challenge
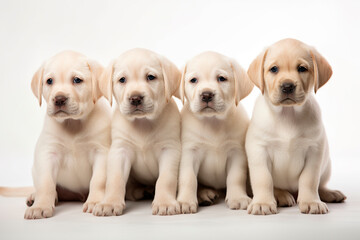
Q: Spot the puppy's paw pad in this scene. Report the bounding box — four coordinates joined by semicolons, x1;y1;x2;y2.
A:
198;188;219;206
319;189;346;203
93;203;125;216
298;201;328;214
226;196;251;210
275;190;296;207
247;201;277;215
152;200;180;215
24;206;54;219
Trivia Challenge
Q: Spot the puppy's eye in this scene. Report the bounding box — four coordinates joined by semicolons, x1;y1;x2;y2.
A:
147;75;156;81
217;76;227;82
270;66;278;73
46;78;53;85
73;77;83;84
190;78;198;83
298;66;308;73
119;77;126;83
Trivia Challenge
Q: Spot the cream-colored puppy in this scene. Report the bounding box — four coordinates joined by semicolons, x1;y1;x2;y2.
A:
25;51;111;219
246;39;346;215
177;52;254;213
93;49;181;216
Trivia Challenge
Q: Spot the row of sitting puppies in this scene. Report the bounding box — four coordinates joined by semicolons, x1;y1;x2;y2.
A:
6;38;346;219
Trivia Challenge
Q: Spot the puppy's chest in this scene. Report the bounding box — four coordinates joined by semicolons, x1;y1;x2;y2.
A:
266;126;314;190
196;136;241;190
56;139;97;191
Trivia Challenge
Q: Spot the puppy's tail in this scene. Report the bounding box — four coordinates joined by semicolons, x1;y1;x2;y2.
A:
0;186;34;197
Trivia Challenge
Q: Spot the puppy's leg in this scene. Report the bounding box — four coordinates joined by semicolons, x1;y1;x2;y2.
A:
152;147;181;215
93;146;133;216
225;150;251;210
318;162;346;203
24;151;60;219
297;146;328;214
274;188;296;207
197;184;219;206
83;149;108;213
177;149;201;214
247;145;277;215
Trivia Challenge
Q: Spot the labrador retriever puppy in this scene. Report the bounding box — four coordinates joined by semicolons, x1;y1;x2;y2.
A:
92;48;181;216
25;51;111;219
246;38;346;215
177;52;254;213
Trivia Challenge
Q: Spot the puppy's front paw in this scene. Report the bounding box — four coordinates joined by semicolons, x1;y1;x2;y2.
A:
152;199;180;215
178;199;198;214
24;205;54;219
83;201;100;213
93;202;125;216
226;196;251;210
247;200;277;215
298;200;328;214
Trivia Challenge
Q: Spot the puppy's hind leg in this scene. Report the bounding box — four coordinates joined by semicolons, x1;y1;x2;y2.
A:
318;162;346;203
274;188;296;207
197;184;219;206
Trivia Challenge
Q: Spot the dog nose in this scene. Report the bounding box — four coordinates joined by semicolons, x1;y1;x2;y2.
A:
201;92;214;103
54;96;68;107
281;82;296;94
129;95;144;106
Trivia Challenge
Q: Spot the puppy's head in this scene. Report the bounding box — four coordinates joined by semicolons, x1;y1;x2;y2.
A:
31;51;103;121
100;48;180;120
180;52;253;118
248;38;332;106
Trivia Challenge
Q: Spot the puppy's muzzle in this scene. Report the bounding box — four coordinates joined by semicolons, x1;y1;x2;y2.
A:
201;91;214;103
54;95;68;107
129;95;144;107
281;82;296;94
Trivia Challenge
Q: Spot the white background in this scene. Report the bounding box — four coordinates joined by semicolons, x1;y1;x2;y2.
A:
0;0;359;239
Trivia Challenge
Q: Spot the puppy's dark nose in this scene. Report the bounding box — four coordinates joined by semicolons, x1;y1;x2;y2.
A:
281;82;296;94
201;92;214;103
54;96;68;107
130;95;144;106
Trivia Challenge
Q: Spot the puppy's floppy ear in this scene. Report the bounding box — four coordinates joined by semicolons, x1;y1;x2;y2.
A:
179;65;187;105
99;60;114;106
158;56;181;103
310;49;332;93
87;60;104;103
230;59;254;105
247;49;268;94
31;65;44;106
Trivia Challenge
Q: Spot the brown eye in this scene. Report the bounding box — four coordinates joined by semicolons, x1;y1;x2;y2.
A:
46;78;53;85
147;75;156;81
298;66;308;73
